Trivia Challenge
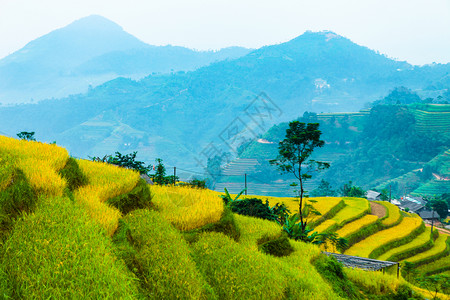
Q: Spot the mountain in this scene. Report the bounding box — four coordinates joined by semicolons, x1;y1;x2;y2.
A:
0;31;449;173
0;15;251;104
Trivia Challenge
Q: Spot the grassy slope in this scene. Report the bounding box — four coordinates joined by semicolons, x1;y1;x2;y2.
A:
2;137;449;299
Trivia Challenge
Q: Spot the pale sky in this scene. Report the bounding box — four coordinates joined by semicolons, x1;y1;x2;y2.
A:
0;0;449;65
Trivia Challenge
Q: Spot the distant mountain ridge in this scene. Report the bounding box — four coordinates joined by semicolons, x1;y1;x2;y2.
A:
0;15;251;104
0;26;449;173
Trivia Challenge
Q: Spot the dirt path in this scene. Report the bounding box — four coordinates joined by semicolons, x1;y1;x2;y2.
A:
370;202;386;218
425;224;450;236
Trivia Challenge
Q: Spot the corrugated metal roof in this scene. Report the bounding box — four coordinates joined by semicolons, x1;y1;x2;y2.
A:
323;252;398;271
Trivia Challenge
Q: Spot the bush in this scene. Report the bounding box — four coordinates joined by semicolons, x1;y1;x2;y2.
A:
106;179;152;214
229;198;277;221
58;157;88;191
114;209;210;299
257;233;294;257
178;178;207;189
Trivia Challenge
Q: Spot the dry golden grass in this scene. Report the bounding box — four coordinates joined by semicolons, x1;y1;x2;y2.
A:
345;216;423;257
336;215;379;238
0;136;68;196
151;185;224;231
74;159;140;236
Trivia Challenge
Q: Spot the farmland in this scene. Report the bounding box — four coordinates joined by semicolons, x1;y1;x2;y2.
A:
0;136;449;299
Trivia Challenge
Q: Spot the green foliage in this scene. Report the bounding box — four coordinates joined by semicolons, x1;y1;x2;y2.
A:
106;179;152;214
228;197;290;224
270;121;329;232
416;274;450;300
16;131;35;141
90;151;151;175
339;181;366;198
220;187;246;205
371;86;422;106
113;209;210;299
178;178;207;189
313;255;360;299
58;157;88;191
429;198;448;219
1;196;139;299
310;179;336;197
257;233;294;257
401;261;418;282
149;158;178;185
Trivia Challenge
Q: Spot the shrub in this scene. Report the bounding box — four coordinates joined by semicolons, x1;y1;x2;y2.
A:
257;233;294;257
178;178;207;189
229;198;277;220
114;209;210;299
58;157;88;191
107;179;152;214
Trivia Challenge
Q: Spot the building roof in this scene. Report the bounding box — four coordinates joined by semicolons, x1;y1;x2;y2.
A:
323;252;398;271
367;190;381;200
400;200;424;213
419;210;440;220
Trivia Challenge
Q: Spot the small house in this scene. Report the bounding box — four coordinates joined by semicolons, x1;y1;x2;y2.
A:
419;210;440;221
367;190;381;201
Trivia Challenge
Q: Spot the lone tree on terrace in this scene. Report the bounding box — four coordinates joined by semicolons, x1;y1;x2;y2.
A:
270;121;329;232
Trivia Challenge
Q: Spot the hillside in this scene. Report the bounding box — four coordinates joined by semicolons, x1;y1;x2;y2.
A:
1;29;450;170
1;136;448;299
0;15;251;104
218;104;450;196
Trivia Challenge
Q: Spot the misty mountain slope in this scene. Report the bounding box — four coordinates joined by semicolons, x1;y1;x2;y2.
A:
0;15;251;104
1;31;449;171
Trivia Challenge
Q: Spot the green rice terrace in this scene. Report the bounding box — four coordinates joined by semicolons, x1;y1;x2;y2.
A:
0;136;449;299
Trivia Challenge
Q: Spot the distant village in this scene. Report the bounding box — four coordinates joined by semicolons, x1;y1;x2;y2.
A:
366;190;450;231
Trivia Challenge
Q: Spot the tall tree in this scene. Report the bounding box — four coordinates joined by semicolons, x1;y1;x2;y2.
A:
270;121;329;232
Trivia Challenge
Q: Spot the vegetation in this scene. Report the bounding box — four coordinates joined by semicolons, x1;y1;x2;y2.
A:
2;136;450;299
270;121;329;236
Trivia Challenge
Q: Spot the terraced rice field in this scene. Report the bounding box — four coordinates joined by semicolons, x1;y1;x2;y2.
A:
403;234;450;265
377;230;433;261
345;216;423;258
375;201;402;227
336;215;379;238
314;197;369;232
411;104;450;138
416;254;450;275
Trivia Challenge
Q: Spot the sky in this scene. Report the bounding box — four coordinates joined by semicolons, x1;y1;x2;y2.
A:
0;0;449;65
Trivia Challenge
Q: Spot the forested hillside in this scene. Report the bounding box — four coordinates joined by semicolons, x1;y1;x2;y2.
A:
222;103;450;196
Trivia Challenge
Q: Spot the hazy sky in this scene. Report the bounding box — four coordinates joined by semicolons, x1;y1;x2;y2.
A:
1;0;449;65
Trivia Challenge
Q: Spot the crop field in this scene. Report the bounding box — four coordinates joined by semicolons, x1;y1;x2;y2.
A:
0;135;69;196
377;230;433;261
335;214;379;237
417;254;450;275
375;201;402;227
410;104;450;138
152;185;224;231
75;159;140;236
345;216;423;258
1;136;449;299
404;234;450;265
